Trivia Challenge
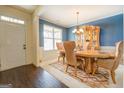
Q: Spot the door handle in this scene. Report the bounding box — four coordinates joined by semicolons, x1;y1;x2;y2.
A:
23;44;26;50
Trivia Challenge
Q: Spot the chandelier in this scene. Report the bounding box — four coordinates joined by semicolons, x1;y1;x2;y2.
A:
72;12;83;35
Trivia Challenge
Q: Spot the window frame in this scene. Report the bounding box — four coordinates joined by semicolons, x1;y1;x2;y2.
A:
43;24;62;51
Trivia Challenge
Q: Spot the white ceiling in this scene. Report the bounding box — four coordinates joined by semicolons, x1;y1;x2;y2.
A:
16;5;123;27
14;5;38;13
40;5;124;27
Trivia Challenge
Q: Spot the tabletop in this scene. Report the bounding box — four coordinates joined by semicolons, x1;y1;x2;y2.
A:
76;50;115;58
60;49;115;58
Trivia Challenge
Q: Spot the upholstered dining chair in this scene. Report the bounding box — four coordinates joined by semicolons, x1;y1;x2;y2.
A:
63;41;85;76
97;41;123;84
56;42;65;64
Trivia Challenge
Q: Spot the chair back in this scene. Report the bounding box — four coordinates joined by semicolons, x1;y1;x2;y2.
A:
56;42;64;50
112;41;123;70
63;41;77;66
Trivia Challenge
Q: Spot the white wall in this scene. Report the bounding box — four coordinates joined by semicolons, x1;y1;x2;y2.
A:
100;46;115;52
32;6;43;67
39;47;58;62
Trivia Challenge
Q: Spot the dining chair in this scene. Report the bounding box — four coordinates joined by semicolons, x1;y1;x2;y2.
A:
63;41;85;76
56;42;65;64
96;41;123;84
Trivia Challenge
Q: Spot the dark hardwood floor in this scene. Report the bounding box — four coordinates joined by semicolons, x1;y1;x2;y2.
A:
0;64;68;88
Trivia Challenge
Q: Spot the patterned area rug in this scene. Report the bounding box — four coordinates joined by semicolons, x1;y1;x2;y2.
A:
50;61;110;88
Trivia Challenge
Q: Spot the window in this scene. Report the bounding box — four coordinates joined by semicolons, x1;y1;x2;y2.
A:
0;15;24;24
43;24;62;50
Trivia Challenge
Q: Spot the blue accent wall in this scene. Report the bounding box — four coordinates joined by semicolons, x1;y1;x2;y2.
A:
39;19;68;47
67;14;123;46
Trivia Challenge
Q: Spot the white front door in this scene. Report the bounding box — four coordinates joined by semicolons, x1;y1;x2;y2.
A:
0;21;26;71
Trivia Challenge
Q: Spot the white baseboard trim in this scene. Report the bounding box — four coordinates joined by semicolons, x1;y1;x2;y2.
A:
0;63;33;72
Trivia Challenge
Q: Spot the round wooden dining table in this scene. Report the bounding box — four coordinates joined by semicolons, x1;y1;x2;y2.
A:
76;50;115;74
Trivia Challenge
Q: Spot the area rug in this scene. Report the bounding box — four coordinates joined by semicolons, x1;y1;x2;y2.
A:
50;61;110;88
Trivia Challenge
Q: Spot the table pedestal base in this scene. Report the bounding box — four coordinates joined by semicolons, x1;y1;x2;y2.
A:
85;58;97;75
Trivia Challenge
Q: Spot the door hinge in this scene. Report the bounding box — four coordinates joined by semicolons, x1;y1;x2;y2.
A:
0;59;1;67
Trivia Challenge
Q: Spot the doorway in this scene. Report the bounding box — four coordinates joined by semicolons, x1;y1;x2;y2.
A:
0;21;26;71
